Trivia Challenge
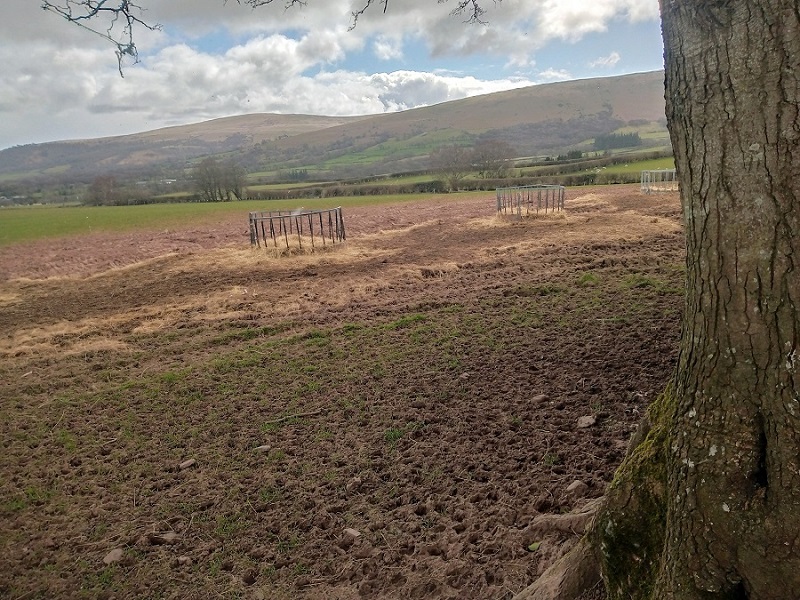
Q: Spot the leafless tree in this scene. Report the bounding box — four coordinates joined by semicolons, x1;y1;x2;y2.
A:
41;0;487;72
429;144;472;191
193;157;247;202
471;139;515;179
86;174;118;205
42;1;160;74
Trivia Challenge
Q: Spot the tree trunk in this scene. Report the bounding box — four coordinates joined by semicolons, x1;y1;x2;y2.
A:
658;1;800;596
596;2;800;599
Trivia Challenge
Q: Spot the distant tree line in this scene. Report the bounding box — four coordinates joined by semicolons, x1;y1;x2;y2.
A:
41;145;670;207
549;150;584;161
430;139;516;190
247;171;643;201
284;168;309;182
593;132;642;151
85;175;153;206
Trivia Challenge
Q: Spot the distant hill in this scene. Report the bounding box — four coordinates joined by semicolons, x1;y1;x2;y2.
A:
0;114;367;180
0;71;668;182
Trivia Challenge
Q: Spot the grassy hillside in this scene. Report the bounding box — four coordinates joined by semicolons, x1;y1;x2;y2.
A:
0;115;367;179
0;71;668;186
257;71;668;175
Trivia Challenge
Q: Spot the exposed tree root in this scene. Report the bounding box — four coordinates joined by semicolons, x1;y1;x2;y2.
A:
513;392;671;600
513;531;601;600
522;497;603;541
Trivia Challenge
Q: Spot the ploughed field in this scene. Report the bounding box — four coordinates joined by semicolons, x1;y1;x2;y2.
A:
0;185;684;599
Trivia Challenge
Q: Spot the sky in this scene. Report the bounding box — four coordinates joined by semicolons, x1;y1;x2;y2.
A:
0;0;664;150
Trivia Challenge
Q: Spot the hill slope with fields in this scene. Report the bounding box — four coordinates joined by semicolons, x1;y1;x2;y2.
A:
0;71;668;182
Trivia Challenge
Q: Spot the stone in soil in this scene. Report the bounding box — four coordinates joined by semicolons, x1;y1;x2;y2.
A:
147;532;180;545
103;548;125;565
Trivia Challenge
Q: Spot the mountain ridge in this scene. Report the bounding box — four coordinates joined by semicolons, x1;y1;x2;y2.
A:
0;70;667;182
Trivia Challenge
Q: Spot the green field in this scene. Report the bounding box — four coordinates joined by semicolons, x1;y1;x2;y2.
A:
247;181;331;192
247;173;440;194
0;193;486;247
593;157;675;175
358;173;439;185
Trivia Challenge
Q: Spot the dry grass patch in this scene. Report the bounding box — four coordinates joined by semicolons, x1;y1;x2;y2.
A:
1;329;131;358
0;308;161;357
62;338;130;357
0;290;21;307
568;192;611;210
171;243;391;272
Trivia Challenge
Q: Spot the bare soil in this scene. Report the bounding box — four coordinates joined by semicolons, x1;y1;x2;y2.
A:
0;185;684;600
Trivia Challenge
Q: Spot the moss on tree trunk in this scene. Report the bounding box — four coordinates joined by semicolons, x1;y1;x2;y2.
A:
594;388;672;599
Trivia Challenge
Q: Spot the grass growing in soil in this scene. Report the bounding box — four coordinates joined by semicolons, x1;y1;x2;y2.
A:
0;283;681;596
0;188;685;599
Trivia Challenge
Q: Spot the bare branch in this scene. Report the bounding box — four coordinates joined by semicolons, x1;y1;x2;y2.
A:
236;0;307;7
349;0;389;31
441;0;491;24
44;0;496;73
42;0;161;75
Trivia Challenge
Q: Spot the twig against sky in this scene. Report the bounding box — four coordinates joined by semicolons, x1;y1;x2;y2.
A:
44;0;496;69
42;0;161;75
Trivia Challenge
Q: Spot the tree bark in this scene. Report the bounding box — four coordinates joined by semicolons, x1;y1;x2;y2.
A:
596;2;800;599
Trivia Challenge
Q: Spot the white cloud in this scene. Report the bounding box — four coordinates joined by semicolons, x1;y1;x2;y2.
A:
537;68;572;82
373;35;404;61
532;0;657;42
589;51;621;68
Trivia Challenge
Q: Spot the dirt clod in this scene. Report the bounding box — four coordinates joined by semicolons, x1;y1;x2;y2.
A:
42;537;58;550
242;570;257;585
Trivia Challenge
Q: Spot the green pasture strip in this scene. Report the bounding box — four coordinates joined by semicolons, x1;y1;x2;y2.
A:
594;157;675;175
251;174;440;192
0;203;258;246
0;169;54;183
153;191;193;200
638;130;671;141
610;122;670;137
0;192;489;247
248;182;331;192
248;167;330;180
378;174;437;185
